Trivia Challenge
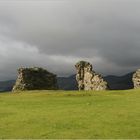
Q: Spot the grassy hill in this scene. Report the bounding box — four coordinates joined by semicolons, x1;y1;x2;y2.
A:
0;90;140;139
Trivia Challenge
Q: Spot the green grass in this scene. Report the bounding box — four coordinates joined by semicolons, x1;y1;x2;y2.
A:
0;89;140;139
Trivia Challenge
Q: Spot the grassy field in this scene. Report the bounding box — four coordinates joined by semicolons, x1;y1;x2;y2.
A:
0;89;140;139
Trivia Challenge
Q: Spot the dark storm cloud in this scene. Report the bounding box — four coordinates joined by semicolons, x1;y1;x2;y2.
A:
0;0;140;80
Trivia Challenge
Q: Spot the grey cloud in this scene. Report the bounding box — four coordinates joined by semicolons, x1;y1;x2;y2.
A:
0;0;140;80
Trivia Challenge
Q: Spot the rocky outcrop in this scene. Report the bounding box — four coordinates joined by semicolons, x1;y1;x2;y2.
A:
12;67;58;91
75;61;108;91
132;69;140;89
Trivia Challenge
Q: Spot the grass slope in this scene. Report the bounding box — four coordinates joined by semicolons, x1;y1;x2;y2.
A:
0;90;140;139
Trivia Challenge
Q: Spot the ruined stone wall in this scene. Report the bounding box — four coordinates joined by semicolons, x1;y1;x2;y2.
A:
132;69;140;89
13;67;58;91
75;61;108;91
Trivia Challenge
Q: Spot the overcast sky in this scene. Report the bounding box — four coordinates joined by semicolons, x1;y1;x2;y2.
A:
0;0;140;80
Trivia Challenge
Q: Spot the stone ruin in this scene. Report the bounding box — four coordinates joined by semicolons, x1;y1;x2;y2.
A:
12;67;58;91
132;69;140;89
75;61;108;91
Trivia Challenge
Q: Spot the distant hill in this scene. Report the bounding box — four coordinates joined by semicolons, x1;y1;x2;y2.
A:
57;75;78;90
0;72;134;92
104;72;134;90
0;80;15;92
57;72;134;90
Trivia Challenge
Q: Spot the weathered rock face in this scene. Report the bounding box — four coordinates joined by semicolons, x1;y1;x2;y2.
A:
132;69;140;89
75;61;108;91
12;67;58;91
